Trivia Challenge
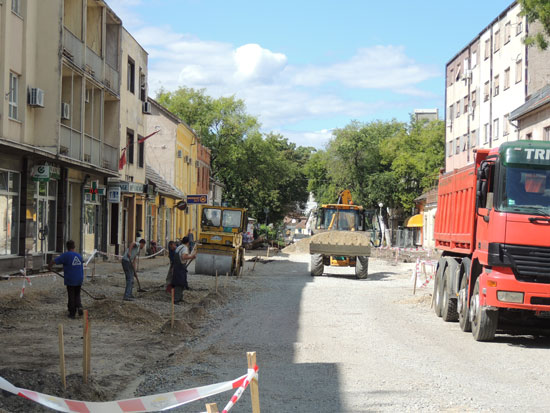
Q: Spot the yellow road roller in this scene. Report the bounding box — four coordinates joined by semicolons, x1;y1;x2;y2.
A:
194;206;247;276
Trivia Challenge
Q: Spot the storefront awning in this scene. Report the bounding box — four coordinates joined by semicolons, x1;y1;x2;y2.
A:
405;213;423;228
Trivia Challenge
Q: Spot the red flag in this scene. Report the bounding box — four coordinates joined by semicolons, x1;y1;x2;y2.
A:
138;129;160;144
118;147;127;170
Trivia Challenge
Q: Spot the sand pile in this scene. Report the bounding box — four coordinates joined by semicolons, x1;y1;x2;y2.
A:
310;231;371;245
282;238;311;254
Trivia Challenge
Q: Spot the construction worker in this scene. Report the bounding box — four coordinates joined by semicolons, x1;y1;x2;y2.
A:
121;239;146;301
172;236;197;303
48;240;84;319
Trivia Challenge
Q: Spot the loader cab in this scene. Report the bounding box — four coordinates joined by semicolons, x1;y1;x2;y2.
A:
314;205;366;231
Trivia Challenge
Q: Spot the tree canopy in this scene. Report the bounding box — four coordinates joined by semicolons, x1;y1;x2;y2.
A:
156;87;312;222
305;118;445;212
519;0;550;50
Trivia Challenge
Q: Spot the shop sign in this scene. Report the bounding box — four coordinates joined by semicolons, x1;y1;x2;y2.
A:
31;165;60;182
107;187;121;203
129;182;144;193
187;194;208;204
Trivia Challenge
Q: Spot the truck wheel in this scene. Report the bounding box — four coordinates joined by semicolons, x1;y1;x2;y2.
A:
441;264;459;322
470;278;498;341
458;260;472;332
310;254;324;277
355;256;369;279
433;260;445;317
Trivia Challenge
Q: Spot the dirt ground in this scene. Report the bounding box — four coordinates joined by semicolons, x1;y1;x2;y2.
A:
0;252;252;413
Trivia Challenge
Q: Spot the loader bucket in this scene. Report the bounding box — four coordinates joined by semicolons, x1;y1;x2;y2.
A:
309;230;371;257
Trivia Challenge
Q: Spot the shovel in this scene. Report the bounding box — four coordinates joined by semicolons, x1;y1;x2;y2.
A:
134;271;147;292
52;270;106;300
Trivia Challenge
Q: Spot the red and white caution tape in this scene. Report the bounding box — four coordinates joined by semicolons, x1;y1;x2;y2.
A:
221;365;259;413
0;366;256;413
412;259;437;288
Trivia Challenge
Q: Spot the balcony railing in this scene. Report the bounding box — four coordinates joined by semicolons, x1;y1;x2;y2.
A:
83;134;101;166
63;28;84;68
85;47;103;82
60;124;81;161
104;63;120;94
102;143;119;172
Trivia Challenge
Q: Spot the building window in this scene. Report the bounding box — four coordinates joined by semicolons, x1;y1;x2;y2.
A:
138;135;144;168
516;59;523;83
462;134;468;152
503;115;509;136
455;138;460;155
8;72;19;120
471;129;477;147
504;67;510;90
494;30;500;52
505;22;511;44
526;133;532;141
544;126;550;141
448;141;453;157
11;0;21;15
484;123;489;144
127;57;135;93
448;104;454;121
463;95;469;114
0;170;20;255
471;50;477;68
449;68;454;86
516;14;523;35
471;90;477;109
127;129;134;164
484;38;491;60
456;100;461;117
484;81;490;102
139;69;146;102
494;75;500;96
493;118;499;140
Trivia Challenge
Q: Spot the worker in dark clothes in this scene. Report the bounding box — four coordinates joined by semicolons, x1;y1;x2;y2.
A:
48;240;84;319
172;236;197;303
121;239;146;301
165;241;177;293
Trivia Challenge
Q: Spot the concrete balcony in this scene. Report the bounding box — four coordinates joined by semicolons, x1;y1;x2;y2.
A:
85;47;104;82
83;134;101;166
63;28;84;68
104;63;120;94
60;124;81;161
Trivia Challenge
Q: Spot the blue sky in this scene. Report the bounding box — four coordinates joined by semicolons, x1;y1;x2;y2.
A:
110;0;514;148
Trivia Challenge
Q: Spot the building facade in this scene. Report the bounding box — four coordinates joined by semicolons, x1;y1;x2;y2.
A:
445;1;550;171
0;0;122;271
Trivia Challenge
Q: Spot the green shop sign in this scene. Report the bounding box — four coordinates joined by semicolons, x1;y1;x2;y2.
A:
31;165;61;182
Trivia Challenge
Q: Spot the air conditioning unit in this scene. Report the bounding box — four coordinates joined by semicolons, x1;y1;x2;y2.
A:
61;102;70;120
84;154;91;163
187;157;192;164
142;101;151;114
184;155;189;163
177;150;183;158
195;160;200;167
28;88;45;107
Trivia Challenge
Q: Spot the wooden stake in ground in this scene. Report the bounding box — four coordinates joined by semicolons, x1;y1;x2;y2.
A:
224;272;229;289
58;324;66;390
171;287;175;329
215;270;218;294
247;351;261;413
205;403;219;413
83;310;90;383
252;255;259;272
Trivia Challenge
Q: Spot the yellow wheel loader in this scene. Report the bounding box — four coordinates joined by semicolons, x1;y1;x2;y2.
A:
309;190;373;279
194;206;247;276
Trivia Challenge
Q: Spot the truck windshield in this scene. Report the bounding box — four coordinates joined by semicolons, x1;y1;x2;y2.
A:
202;208;221;226
316;208;363;230
222;210;242;228
500;166;550;214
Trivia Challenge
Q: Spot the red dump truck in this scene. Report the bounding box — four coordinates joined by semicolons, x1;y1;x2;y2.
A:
434;140;550;341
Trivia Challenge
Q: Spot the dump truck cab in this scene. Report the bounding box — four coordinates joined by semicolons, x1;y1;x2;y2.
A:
195;206;247;276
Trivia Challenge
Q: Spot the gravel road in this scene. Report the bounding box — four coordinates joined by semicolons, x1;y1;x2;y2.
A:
166;251;550;412
3;250;550;412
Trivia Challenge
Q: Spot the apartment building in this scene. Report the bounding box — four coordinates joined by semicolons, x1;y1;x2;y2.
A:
106;28;150;256
0;0;123;271
445;1;550;171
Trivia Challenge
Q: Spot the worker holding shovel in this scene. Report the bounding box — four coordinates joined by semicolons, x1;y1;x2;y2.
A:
122;238;146;301
48;240;84;319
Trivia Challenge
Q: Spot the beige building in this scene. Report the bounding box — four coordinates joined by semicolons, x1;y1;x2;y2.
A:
445;1;550;172
106;28;150;256
0;0;123;271
509;85;550;141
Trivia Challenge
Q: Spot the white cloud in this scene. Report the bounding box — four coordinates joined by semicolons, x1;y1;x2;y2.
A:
276;129;335;149
121;25;438;146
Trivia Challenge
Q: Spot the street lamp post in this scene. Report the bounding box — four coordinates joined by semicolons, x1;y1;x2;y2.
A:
378;202;384;246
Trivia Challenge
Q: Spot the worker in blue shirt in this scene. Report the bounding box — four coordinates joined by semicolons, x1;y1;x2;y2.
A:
48;240;84;319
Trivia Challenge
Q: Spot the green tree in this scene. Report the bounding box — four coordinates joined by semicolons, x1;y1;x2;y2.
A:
519;0;550;50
